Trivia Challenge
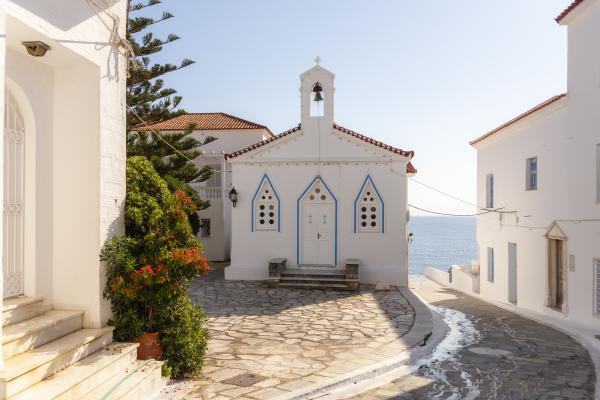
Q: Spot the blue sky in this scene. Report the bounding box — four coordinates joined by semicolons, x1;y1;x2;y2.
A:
145;1;572;215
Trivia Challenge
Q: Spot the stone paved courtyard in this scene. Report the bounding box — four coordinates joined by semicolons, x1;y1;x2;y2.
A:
185;269;417;400
343;278;596;400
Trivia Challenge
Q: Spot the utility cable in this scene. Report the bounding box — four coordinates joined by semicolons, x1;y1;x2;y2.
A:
408;204;504;217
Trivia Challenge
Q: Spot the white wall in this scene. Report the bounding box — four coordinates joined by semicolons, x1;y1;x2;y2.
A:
473;1;600;333
1;0;127;328
228;158;409;285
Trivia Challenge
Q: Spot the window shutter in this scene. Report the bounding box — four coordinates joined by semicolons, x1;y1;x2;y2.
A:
487;247;494;283
595;260;600;315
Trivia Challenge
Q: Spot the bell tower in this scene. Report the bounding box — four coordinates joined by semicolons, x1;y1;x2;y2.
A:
300;57;335;133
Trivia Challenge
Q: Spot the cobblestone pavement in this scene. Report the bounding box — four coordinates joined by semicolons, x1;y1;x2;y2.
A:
185;269;416;400
345;278;596;400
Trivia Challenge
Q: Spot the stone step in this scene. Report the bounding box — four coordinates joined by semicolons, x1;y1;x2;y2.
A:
80;359;163;400
0;327;114;399
283;268;345;276
3;310;84;360
2;297;49;327
9;343;138;400
277;282;353;290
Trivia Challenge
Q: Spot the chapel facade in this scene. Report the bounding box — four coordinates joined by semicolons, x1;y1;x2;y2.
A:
226;62;416;285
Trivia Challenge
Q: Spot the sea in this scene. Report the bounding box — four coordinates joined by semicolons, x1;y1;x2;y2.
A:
408;216;477;276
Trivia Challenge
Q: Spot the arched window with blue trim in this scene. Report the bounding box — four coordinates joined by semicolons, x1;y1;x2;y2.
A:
252;175;280;232
354;175;384;233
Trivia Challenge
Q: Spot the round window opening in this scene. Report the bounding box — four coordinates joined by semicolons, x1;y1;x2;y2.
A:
310;195;315;200
269;219;275;224
361;207;367;212
260;205;265;210
361;214;367;220
371;221;377;227
361;222;367;227
315;188;321;194
260;212;265;217
260;219;265;224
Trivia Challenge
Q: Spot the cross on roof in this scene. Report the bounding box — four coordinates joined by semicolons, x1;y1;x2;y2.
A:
314;56;321;65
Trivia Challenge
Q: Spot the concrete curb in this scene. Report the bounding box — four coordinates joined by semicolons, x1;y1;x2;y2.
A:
273;287;433;400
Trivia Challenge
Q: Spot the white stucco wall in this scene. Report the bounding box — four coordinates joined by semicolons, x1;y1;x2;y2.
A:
473;1;600;333
0;0;127;328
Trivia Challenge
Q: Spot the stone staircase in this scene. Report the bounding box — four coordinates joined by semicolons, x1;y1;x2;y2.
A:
0;296;163;400
268;259;360;290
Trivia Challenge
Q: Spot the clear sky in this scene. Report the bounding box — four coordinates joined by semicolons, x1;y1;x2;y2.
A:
146;0;572;215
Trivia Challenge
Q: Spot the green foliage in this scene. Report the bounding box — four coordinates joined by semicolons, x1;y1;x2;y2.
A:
101;157;209;378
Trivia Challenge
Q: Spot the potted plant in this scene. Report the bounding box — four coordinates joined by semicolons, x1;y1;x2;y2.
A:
102;157;209;373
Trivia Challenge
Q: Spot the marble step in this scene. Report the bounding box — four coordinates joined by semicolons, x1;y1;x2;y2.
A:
80;359;163;400
283;268;345;276
3;310;84;360
0;327;114;399
280;276;355;283
9;343;138;400
277;282;353;290
2;297;49;327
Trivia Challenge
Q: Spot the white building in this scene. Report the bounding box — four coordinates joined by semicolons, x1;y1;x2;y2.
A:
0;1;161;397
226;62;416;286
138;112;273;261
470;0;600;334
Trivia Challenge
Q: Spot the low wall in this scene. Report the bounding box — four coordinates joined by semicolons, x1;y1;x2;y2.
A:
425;266;479;296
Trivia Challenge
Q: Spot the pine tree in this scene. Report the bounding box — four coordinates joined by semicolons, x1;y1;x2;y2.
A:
125;0;215;185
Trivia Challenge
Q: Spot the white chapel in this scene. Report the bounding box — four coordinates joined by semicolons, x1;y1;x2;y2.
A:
225;61;416;286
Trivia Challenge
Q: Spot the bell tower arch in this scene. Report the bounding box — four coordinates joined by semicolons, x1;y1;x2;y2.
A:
300;57;335;132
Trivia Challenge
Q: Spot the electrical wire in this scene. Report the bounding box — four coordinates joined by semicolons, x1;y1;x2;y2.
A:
408;204;503;217
127;105;196;163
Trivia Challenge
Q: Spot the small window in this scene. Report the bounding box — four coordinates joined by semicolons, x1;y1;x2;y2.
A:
526;157;537;191
486;174;494;208
200;219;211;238
487;247;495;283
253;176;279;231
355;177;383;233
594;260;600;316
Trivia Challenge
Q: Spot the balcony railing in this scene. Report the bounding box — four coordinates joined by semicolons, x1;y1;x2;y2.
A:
194;186;222;200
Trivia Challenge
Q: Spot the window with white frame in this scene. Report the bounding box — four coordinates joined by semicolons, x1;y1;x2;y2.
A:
254;179;278;231
356;180;382;233
486;174;494;208
487;247;495;283
594;259;600;316
526;157;537;191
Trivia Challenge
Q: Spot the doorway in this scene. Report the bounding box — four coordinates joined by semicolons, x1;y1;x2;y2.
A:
298;177;336;266
548;239;564;309
508;243;517;304
3;89;25;298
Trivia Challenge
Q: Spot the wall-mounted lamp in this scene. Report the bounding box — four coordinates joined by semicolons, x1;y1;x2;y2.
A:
408;232;414;244
228;187;238;208
22;41;51;57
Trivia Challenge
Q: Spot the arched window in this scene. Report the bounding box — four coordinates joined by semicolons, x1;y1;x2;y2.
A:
354;175;384;233
252;175;280;231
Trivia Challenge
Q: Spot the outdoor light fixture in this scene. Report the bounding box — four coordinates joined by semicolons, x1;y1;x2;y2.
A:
22;41;51;57
228;187;238;207
313;83;323;102
408;232;414;244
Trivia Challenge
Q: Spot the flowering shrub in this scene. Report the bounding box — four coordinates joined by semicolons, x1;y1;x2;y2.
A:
101;156;209;377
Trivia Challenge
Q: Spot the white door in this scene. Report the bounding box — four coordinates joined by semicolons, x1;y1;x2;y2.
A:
3;90;25;298
508;242;517;304
301;180;335;266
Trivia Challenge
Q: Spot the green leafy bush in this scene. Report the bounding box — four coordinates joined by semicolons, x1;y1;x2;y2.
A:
101;156;209;378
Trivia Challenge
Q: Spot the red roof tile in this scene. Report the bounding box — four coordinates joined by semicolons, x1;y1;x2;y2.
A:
132;112;273;137
225;125;301;159
469;93;567;146
226;123;416;173
555;0;586;23
333;124;414;158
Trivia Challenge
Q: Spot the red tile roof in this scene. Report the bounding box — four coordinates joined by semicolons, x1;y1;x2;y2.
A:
333;124;414;158
555;0;586;23
225;124;301;159
469;93;567;146
226;123;416;173
132;112;273;137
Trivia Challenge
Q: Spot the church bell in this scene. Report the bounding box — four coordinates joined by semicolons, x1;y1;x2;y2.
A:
313;83;323;102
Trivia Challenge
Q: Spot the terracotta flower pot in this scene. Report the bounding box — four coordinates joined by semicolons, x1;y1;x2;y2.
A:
134;332;163;360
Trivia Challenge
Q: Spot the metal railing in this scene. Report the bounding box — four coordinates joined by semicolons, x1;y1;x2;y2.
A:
194;186;222;200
